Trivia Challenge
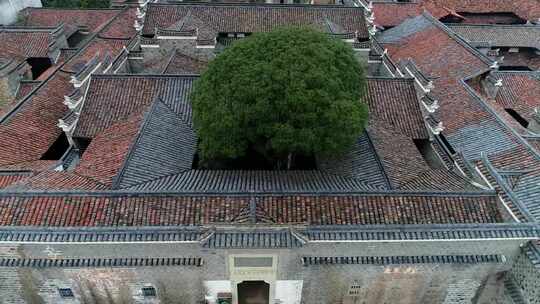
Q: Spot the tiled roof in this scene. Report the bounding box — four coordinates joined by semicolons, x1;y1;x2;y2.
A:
0;172;32;189
114;99;197;189
371;0;540;30
22;8;121;36
5;171;107;191
448;24;540;49
422;0;540;22
0;70;72;166
372;2;423;28
366;77;428;139
492;71;540;124
75;110;146;186
397;168;480;191
0;7;137;171
317;131;391;190
163;50;209;74
15;81;41;101
128;170;381;192
0;28;55;61
0;223;536;244
74;75;195;138
0;192;502;227
367;121;430;188
143;3;369;40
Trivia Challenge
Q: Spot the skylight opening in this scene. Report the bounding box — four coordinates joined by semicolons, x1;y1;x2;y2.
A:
40;133;70;160
505;108;529;128
26;58;52;80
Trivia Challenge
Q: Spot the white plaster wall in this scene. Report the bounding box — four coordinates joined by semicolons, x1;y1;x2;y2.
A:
0;0;42;25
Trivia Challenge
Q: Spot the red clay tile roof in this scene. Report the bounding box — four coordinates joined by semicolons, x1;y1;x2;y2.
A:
23;8;121;36
143;3;369;40
366;77;428;139
372;2;423;28
5;171;107;191
0;29;54;61
75;111;146;186
163;50;209;74
74;75;195;138
98;7;138;39
380;14;493;135
0;70;72;166
0;173;32;189
423;0;540;22
0;8;137;171
493;72;540;123
0;193;502;227
372;0;540;29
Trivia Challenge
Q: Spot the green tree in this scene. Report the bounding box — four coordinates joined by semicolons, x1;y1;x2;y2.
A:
192;27;368;169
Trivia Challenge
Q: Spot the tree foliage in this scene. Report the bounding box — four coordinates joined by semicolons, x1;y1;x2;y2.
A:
42;0;110;8
191;27;368;169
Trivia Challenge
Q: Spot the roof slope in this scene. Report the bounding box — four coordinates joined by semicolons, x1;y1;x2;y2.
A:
366;77;428;139
143;3;369;39
74;75;195;138
0;28;54;61
114;99;197;189
75;110;146;186
22;8;121;36
448;24;540;49
493;71;540;124
0;193;502;227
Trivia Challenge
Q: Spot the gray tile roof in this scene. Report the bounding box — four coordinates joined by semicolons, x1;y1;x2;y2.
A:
447;120;518;161
377;15;433;44
317;131;391;190
0;223;536;243
448;24;540;49
128;170;381;192
114;99;197;189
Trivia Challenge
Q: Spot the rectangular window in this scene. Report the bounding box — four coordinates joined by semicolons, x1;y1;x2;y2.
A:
142;286;157;297
58;288;74;298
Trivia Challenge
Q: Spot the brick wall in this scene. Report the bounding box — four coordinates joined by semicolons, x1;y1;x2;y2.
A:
508;244;540;304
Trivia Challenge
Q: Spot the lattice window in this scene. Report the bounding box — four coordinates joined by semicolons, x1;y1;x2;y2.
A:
58;288;74;298
142;286;157;297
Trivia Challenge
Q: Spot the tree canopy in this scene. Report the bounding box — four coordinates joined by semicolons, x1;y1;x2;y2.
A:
191;27;368;169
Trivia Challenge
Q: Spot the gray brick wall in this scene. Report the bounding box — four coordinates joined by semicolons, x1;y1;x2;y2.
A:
507;245;540;304
0;239;529;304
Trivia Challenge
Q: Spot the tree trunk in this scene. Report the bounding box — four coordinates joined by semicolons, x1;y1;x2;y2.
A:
287;152;293;170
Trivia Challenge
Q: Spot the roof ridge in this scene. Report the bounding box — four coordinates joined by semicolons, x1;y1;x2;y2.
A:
0;189;497;197
460;78;540;162
447;24;540;28
148;2;365;9
92;73;200;79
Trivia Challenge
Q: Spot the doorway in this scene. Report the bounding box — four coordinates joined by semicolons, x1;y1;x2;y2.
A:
237;281;269;304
